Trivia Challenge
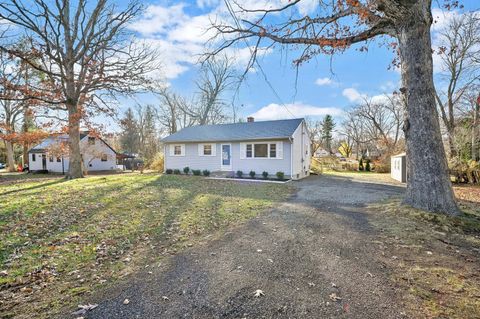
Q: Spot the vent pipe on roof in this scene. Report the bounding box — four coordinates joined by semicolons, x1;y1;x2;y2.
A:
247;116;254;122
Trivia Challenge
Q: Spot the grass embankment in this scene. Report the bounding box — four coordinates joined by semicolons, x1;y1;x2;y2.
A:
368;186;480;318
0;173;291;318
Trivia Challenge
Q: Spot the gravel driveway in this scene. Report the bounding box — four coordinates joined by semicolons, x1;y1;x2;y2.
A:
79;174;407;319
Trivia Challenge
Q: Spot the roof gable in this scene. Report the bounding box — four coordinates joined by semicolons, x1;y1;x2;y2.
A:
162;118;304;143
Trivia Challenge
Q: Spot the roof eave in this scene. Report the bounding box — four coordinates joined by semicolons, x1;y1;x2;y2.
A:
162;136;293;143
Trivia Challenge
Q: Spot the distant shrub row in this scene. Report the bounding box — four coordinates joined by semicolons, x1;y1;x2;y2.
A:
165;167;210;176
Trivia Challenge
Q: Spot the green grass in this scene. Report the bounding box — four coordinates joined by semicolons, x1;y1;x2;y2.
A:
367;200;480;319
0;173;291;318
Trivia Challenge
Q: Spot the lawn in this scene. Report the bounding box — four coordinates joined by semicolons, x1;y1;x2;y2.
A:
0;173;291;319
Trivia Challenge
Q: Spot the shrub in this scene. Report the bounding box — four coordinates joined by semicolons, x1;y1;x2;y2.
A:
202;169;210;177
276;171;285;180
249;170;256;178
173;169;181;175
183;166;190;175
359;158;364;171
165;169;173;174
365;159;371;172
236;170;243;178
192;169;201;176
149;153;165;172
262;171;269;179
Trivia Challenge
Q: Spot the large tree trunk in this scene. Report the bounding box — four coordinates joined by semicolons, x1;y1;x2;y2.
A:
397;5;459;215
5;140;16;172
473;100;479;161
67;104;83;179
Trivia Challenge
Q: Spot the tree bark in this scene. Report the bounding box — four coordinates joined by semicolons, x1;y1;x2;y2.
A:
5;140;16;172
473;100;479;161
67;104;83;179
398;6;459;215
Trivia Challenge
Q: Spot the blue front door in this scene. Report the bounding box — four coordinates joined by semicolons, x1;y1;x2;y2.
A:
221;144;231;170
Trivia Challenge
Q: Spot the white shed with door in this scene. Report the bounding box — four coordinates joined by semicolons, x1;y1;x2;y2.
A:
391;152;407;183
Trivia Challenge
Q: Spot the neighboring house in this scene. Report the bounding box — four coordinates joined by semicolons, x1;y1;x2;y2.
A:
313;148;330;158
391;152;407;183
28;132;117;173
162;117;311;180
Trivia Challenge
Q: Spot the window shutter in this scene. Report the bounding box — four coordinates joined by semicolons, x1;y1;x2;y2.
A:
169;144;174;156
277;142;283;159
198;144;203;156
240;143;246;159
211;143;217;156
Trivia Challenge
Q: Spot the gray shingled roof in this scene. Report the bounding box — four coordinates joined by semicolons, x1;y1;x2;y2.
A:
162;118;304;143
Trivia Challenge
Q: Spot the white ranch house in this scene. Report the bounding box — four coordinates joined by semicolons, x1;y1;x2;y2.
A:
162;118;311;180
28;132;117;173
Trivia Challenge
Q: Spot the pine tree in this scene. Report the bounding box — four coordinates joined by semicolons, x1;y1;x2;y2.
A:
119;108;140;154
321;115;335;154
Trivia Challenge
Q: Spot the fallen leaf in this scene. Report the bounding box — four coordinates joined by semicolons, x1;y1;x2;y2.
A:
257;249;263;253
308;282;316;287
123;299;130;305
162;296;169;301
253;289;264;297
267;258;273;263
329;293;342;302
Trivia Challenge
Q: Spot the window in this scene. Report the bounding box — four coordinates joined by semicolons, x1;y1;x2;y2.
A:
174;145;182;155
88;137;95;145
203;144;212;155
254;144;268;158
32;154;36;162
57;157;61;162
49;156;53;162
101;154;108;162
246;144;252;158
269;144;276;158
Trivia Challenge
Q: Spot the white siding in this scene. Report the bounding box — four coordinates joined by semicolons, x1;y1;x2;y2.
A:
164;140;292;177
28;135;116;173
291;120;311;180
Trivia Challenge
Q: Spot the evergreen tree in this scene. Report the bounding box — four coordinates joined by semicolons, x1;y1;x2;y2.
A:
119;108;140;154
321;114;335;154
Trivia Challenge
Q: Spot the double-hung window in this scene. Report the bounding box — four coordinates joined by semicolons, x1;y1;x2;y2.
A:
174;145;182;155
244;142;281;159
203;144;212;155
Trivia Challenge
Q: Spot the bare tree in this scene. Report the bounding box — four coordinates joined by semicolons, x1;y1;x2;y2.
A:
180;56;238;125
354;94;404;155
155;56;237;134
0;0;159;178
435;12;480;158
209;0;460;214
306;118;323;156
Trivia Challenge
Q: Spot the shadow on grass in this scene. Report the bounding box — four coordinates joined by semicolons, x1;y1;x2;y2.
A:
0;178;68;196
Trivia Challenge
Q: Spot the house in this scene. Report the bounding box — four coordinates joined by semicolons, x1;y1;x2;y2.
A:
162;117;311;180
28;132;117;173
313;148;330;158
391;152;407;183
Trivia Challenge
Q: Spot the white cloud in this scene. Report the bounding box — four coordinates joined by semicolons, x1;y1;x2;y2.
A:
342;88;366;102
315;77;338;87
249;102;344;121
380;81;396;92
128;2;275;80
196;0;220;9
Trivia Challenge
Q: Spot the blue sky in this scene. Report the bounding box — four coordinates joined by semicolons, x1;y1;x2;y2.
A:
113;0;479;127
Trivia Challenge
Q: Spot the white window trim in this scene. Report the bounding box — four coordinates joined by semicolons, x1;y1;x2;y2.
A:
198;143;216;156
170;144;185;157
241;141;283;160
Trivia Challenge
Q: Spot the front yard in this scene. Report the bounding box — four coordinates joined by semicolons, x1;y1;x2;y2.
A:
0;173;291;318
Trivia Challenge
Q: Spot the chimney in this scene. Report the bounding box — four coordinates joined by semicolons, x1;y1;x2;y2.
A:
247;116;254;123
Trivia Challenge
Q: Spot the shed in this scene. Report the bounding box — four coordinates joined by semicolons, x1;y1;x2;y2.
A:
391;152;407;183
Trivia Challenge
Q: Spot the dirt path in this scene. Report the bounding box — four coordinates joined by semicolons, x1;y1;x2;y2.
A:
79;174;408;319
